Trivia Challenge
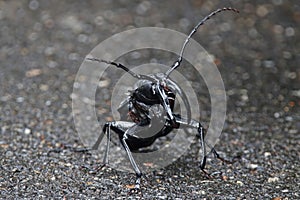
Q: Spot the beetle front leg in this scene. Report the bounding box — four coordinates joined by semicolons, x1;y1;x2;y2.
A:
156;85;178;128
90;121;134;173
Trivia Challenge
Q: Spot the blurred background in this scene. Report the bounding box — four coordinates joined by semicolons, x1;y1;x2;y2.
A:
0;0;299;199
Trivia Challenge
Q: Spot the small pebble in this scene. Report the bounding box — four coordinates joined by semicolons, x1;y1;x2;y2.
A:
98;80;110;88
274;112;280;118
45;100;51;106
247;163;259;169
24;128;31;135
29;0;39;10
285;116;293;121
272;0;283;5
285;27;295;37
268;177;279;183
222;175;228;181
39;84;49;91
256;5;269;17
236;180;244;186
25;69;42;77
16;97;24;103
264;152;271;157
5;151;13;157
94;16;104;26
263;60;275;68
136;1;151;15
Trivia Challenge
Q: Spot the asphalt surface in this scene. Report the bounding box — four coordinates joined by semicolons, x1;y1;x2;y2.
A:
0;1;299;199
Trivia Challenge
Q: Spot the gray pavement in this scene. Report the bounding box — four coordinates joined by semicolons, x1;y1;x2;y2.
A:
0;1;299;199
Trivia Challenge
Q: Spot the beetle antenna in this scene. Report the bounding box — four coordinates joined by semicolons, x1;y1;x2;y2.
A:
87;57;157;82
87;57;132;74
165;7;239;78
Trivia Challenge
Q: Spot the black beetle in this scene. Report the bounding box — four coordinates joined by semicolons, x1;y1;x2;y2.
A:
88;7;239;189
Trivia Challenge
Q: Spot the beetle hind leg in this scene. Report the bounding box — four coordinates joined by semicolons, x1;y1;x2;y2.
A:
88;122;112;173
174;115;230;178
210;145;239;165
197;125;213;178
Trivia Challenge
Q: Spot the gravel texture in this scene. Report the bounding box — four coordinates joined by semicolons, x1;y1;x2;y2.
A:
0;0;299;199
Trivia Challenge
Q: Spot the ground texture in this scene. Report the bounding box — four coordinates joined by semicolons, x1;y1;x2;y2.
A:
0;1;299;199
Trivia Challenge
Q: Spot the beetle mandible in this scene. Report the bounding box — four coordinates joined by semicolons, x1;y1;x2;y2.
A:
87;7;239;189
